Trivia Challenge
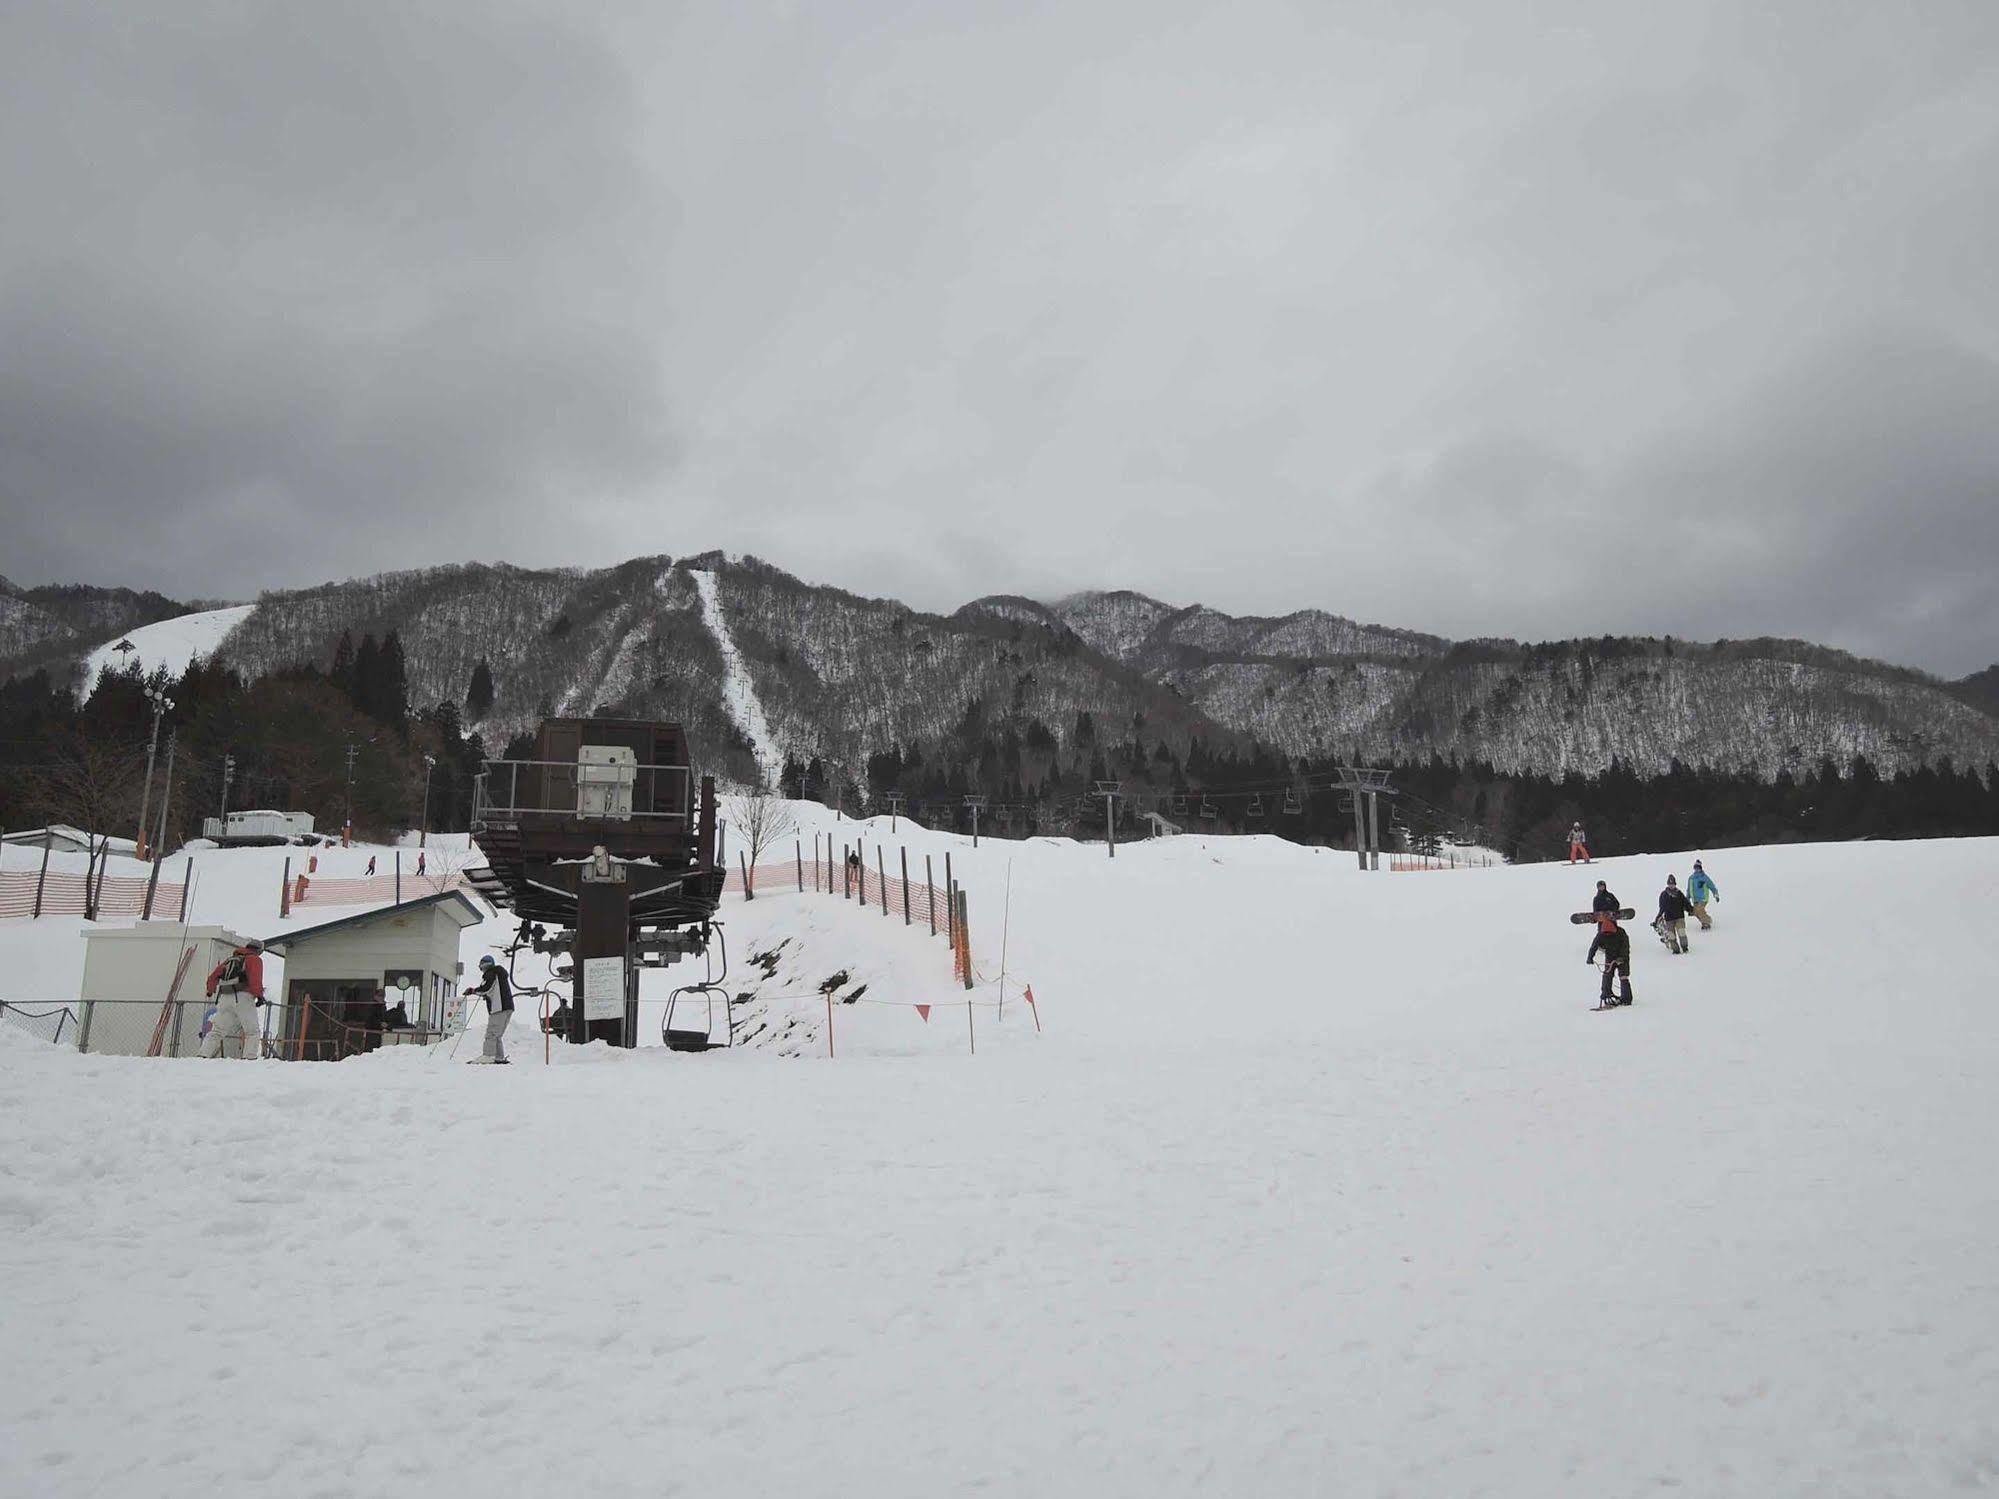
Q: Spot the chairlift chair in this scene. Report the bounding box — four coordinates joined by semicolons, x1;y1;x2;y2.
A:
1281;788;1302;814
1171;794;1189;816
1247;794;1266;817
1199;796;1217;819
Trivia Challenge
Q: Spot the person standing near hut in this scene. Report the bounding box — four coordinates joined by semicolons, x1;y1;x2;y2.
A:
462;955;514;1065
200;939;267;1059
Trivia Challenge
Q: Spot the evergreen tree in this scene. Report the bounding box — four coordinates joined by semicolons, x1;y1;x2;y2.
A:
467;659;495;720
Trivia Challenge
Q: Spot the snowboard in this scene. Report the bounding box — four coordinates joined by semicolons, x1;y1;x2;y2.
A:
1570;908;1636;923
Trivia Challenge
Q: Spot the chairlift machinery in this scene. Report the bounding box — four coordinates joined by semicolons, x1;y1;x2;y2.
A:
468;717;727;1048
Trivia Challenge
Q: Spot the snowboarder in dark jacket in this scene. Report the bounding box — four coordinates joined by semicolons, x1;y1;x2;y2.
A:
1655;876;1693;954
1591;880;1621;915
1586;914;1633;1006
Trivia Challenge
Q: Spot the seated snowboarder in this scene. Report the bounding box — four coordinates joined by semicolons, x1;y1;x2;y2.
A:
1687;860;1719;929
1586;913;1633;1007
1655;875;1693;954
1591;879;1621;916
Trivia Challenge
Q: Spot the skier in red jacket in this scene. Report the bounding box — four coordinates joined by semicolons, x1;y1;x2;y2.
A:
202;940;267;1059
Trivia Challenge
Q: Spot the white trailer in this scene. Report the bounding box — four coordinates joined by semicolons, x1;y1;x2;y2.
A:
200;810;317;846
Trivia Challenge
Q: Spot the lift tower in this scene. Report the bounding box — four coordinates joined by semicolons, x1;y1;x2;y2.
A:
467;718;725;1046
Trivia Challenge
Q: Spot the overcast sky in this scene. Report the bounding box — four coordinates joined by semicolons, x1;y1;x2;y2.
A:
2;1;1995;674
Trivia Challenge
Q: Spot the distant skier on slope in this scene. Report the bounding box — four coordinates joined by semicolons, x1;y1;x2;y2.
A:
1686;860;1719;929
201;939;266;1059
462;955;514;1065
1568;822;1591;864
1586;912;1634;1008
1655;875;1693;954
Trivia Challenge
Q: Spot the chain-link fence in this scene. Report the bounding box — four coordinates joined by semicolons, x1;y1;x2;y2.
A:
0;1000;79;1046
3;997;447;1059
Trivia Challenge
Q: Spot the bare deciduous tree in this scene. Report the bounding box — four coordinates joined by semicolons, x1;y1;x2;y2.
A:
725;788;798;892
25;732;147;918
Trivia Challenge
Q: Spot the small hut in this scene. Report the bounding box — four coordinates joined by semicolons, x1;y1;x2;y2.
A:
263;891;488;1060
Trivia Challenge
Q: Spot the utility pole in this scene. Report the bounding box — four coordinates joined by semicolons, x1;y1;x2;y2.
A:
135;683;174;861
153;731;178;861
964;795;987;848
1094;780;1122;859
219;752;236;823
344;741;359;846
419;753;437;847
887;793;905;831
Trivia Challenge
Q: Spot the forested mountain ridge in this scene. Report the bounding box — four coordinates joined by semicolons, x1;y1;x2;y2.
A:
0;577;198;682
9;555;1999;787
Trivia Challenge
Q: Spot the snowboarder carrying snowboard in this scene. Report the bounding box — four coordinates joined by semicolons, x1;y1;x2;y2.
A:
1655;876;1693;954
201;939;266;1059
462;955;514;1064
1568;822;1591;864
1687;860;1719;929
1586;913;1633;1007
1591;879;1621;916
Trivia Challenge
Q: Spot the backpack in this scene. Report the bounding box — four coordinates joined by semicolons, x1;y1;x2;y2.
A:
217;953;248;990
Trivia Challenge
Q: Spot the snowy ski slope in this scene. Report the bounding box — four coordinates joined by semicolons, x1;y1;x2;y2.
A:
2;823;1995;1497
81;602;254;695
691;567;785;789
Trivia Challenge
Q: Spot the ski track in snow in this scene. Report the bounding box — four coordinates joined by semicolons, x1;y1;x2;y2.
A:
2;825;1998;1497
691;567;784;788
82;604;255;695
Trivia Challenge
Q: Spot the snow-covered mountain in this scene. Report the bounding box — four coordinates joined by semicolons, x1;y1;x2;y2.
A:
0;577;197;683
14;555;1999;780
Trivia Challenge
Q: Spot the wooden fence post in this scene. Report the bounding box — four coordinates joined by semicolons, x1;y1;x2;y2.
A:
959;889;974;991
944;853;954;945
34;837;50;918
740;849;754;900
876;847;887;917
925;855;936;933
394;850;402;906
796;838;804;892
900;847;911;925
280;856;292;918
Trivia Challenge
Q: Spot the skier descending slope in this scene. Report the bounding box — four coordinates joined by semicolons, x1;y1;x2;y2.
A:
200;939;266;1059
1655;876;1693;954
1586;912;1634;1008
1687;860;1720;929
462;956;514;1065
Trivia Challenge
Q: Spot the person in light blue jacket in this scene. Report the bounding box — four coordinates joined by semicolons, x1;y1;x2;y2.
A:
1686;860;1719;929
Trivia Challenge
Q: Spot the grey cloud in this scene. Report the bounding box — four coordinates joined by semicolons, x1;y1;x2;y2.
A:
3;1;1995;676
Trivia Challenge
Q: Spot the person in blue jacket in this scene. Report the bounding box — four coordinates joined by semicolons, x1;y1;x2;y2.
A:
1686;859;1720;930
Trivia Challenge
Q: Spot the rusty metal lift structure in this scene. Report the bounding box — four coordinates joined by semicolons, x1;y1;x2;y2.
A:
467;717;727;1048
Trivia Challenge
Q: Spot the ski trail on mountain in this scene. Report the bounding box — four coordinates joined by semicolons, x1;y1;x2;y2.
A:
690;568;783;788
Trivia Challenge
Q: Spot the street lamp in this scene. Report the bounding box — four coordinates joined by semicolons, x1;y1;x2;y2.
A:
419;753;436;848
135;684;174;861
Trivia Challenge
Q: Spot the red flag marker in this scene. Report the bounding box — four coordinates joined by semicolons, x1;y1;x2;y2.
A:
914;1004;930;1023
1023;985;1041;1033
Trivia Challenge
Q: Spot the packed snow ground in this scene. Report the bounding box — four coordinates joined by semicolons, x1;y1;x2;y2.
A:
80;602;254;695
3;823;1997;1497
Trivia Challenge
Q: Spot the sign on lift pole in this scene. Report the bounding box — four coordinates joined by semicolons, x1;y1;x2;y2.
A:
1331;766;1397;872
964;795;987;848
1094;780;1123;859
